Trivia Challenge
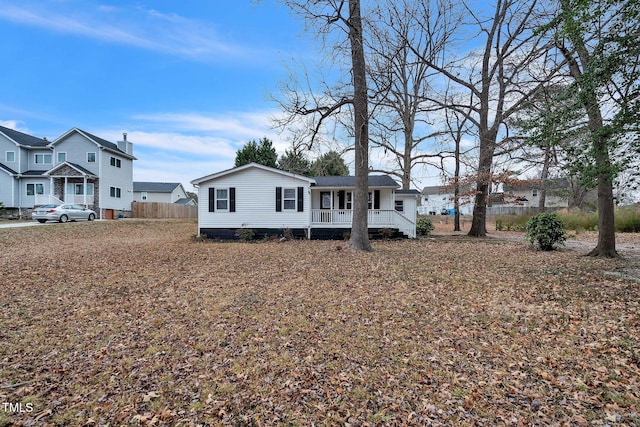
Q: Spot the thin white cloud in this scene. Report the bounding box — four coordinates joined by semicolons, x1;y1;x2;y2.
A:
0;2;253;62
0;120;29;133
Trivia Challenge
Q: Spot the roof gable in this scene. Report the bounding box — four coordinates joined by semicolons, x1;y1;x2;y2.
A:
191;162;316;186
0;125;49;148
52;128;136;160
46;161;97;177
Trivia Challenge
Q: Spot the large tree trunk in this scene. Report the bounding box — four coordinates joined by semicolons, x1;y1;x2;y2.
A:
347;0;372;251
586;137;618;257
468;131;495;237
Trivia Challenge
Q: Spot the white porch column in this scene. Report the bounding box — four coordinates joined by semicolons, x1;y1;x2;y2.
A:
64;177;68;203
83;176;87;206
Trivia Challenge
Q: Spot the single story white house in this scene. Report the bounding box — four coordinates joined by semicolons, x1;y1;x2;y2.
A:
190;163;419;239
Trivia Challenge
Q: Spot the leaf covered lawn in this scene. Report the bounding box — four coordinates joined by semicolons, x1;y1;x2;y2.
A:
1;219;639;426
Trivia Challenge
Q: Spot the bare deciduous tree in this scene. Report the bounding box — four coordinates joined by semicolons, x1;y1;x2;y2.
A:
278;0;372;250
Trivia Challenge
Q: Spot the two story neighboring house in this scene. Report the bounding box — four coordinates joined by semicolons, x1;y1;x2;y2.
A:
133;182;196;206
0;125;135;219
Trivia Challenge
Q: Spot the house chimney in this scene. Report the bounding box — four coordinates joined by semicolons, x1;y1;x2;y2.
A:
117;132;133;155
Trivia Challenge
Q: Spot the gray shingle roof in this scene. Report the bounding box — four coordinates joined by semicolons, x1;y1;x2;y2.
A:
396;189;420;195
133;182;181;193
312;175;399;188
0;163;18;175
78;129;122;153
0;125;49;147
175;198;195;205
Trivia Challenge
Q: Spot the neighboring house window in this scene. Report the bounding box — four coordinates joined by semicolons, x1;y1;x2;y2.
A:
346;192;353;210
110;186;121;198
35;153;52;164
87;183;94;196
74;183;94;195
395;200;404;212
6;151;15;162
141;192;148;201
368;192;373;209
26;183;44;196
532;189;538;197
110;157;121;168
57;152;66;163
87;152;96;163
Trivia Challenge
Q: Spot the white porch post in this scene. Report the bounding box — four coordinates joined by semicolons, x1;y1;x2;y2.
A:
64;177;68;203
83;176;87;206
49;176;54;204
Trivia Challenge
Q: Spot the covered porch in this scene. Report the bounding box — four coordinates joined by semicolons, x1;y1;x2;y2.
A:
40;162;98;208
309;185;416;238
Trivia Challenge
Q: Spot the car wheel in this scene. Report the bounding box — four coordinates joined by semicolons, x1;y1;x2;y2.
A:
37;219;47;223
88;213;95;221
59;214;69;223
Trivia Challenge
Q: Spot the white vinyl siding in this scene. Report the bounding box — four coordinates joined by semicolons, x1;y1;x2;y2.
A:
197;167;311;230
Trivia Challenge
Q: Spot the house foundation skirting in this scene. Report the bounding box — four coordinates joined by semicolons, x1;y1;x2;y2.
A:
198;227;407;241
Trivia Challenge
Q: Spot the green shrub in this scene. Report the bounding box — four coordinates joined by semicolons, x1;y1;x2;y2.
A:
526;213;566;251
235;228;256;241
416;217;435;236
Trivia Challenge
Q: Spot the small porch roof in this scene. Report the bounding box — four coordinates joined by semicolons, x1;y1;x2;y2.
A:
312;175;399;189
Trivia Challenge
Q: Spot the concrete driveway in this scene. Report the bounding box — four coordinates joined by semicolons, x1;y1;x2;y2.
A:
0;221;50;229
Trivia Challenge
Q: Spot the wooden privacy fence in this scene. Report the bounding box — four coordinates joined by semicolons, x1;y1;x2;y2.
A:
132;202;197;219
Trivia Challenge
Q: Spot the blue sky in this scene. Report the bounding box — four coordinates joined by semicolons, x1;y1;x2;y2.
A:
0;0;319;191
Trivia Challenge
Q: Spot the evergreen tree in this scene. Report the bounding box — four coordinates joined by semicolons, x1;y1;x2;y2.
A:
234;137;278;168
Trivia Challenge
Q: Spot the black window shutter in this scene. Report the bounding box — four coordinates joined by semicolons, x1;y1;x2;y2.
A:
297;187;304;212
275;187;282;212
374;190;381;209
208;187;215;212
229;187;236;212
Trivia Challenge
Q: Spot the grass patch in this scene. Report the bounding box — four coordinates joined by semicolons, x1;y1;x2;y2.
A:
496;207;640;233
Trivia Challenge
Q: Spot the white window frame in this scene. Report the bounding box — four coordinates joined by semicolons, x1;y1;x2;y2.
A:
110;156;122;168
141;191;148;201
216;188;228;211
6;151;15;162
26;183;44;196
109;186;122;198
87;152;96;163
346;192;353;210
34;153;52;164
57;152;66;163
395;200;404;212
283;188;297;210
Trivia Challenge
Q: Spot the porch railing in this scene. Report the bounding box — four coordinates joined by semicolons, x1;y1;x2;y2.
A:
34;194;94;206
311;209;415;238
34;194;64;206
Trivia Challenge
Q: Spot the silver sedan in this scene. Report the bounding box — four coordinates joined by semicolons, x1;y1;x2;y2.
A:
32;204;97;223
